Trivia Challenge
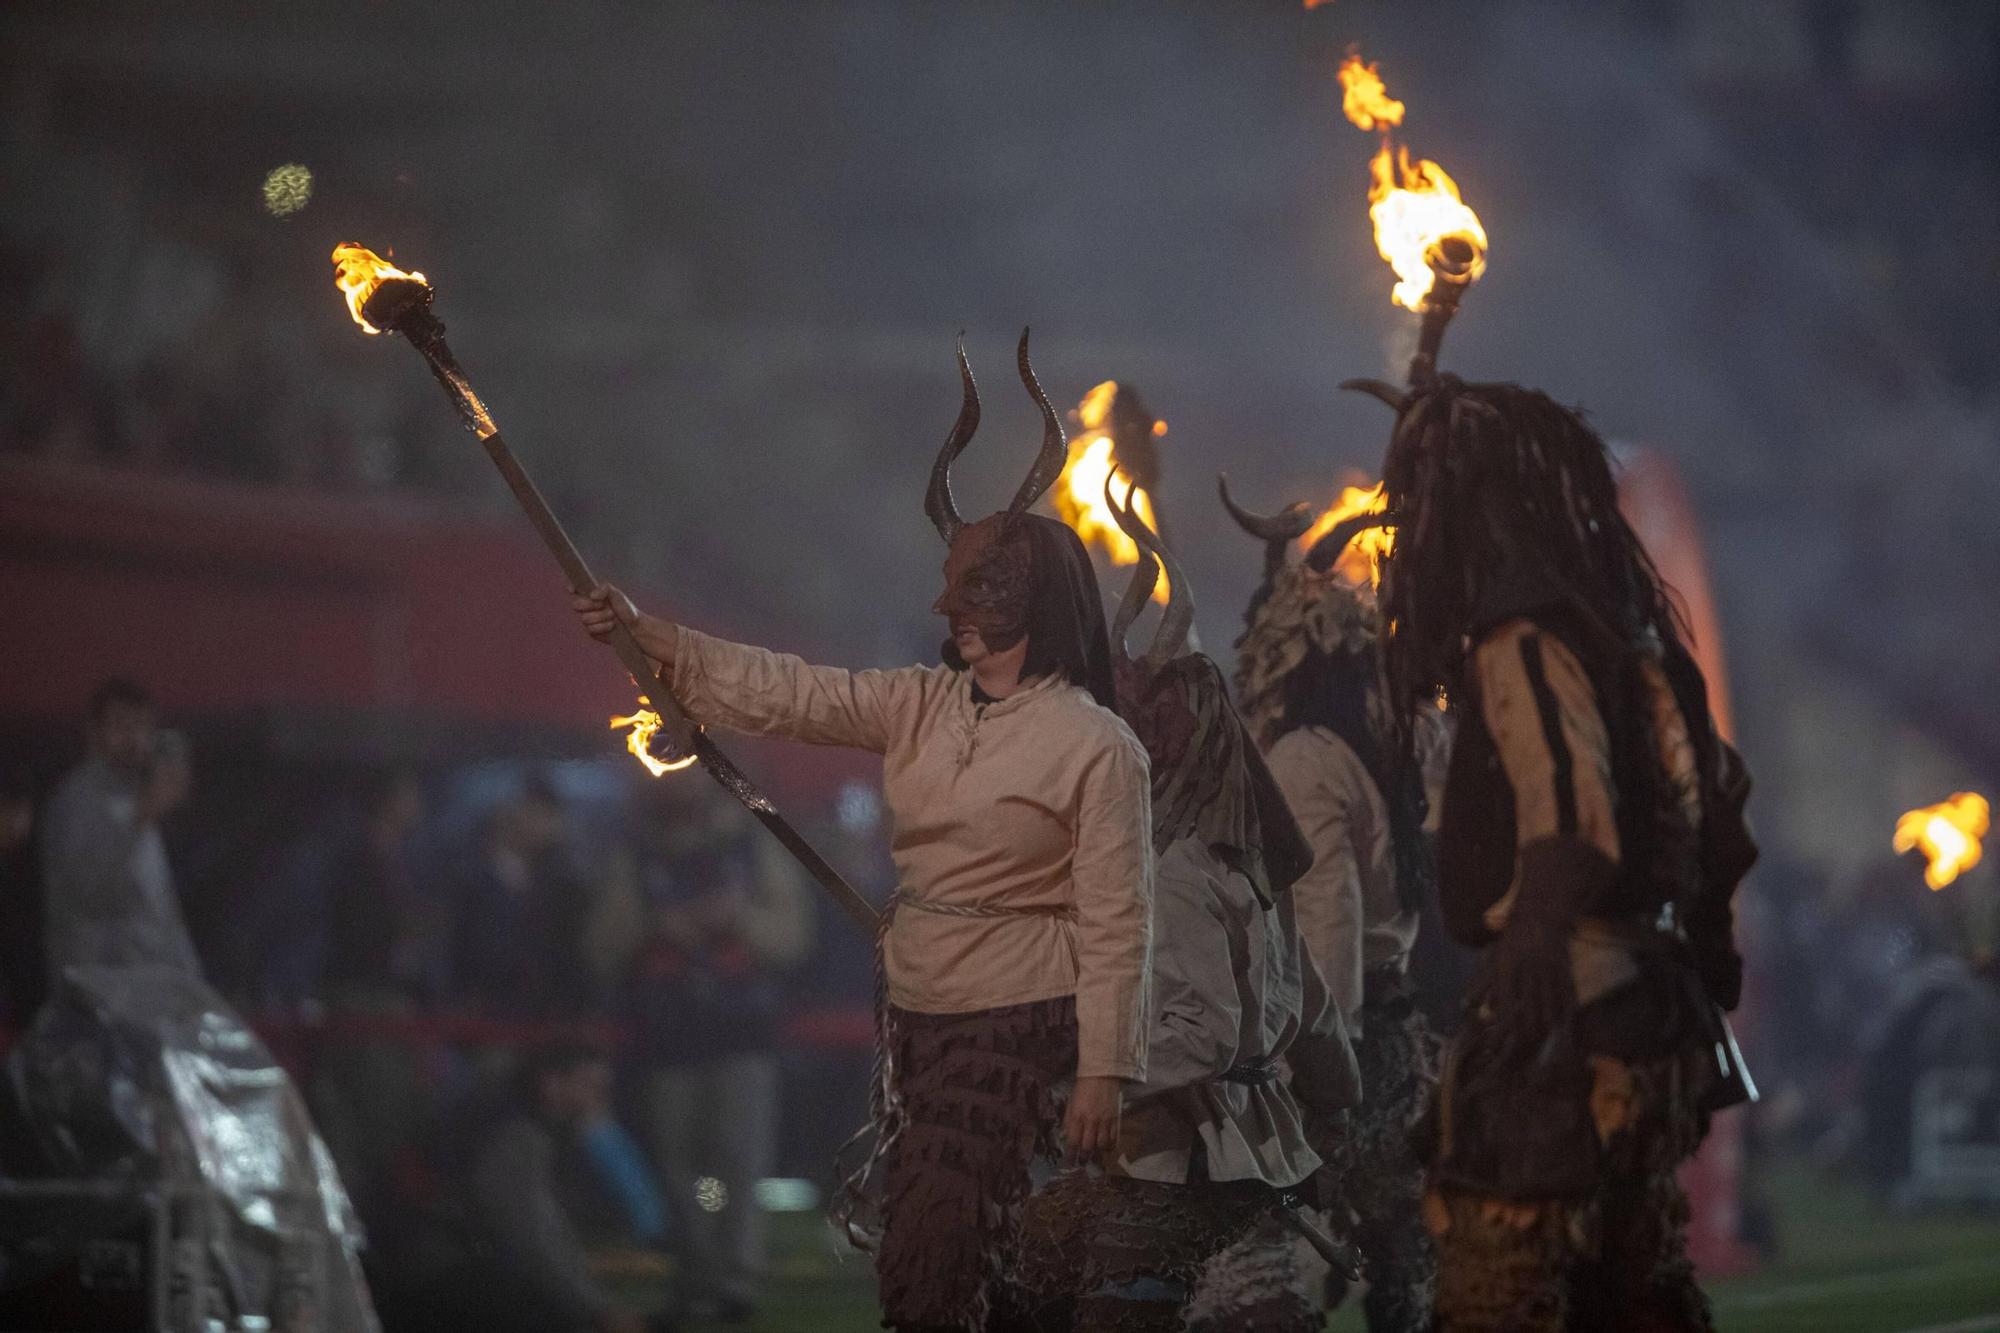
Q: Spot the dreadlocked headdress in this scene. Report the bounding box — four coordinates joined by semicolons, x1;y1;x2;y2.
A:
1358;376;1689;730
1350;374;1708;936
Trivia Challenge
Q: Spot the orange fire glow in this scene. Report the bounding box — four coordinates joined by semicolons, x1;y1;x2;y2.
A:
1337;53;1488;311
1055;381;1169;602
1298;475;1392;585
610;708;698;777
331;242;427;334
1336;53;1404;132
1894;793;1990;890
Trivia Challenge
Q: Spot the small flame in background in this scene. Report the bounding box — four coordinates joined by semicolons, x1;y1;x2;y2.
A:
1336;52;1488;311
610;708;698;777
1338;53;1404;131
1054;381;1170;603
1894;793;1990;890
1298;474;1393;586
331;242;427;334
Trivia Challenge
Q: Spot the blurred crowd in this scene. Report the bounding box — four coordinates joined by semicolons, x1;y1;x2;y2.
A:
0;241;459;493
0;680;888;1330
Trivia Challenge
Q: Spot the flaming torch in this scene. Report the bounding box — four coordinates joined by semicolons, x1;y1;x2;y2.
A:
1055;380;1171;603
330;244;876;932
1894;792;1990;890
1336;51;1488;385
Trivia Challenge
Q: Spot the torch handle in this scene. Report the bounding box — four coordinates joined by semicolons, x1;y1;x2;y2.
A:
398;316;879;933
477;426;698;748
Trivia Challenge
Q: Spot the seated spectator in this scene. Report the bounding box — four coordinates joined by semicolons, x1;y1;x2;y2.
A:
390;1042;666;1333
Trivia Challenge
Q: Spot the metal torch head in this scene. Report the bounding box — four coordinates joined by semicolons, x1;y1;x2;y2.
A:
1407;234;1481;385
1421;234;1481;311
360;277;435;336
331;243;435;336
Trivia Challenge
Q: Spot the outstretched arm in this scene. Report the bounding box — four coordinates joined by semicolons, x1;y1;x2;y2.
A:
575;584;916;754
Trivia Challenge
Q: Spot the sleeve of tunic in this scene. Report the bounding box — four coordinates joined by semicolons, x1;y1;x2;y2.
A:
1140;842;1242;1089
1070;729;1155;1081
669;626;925;754
1470;619;1621;931
1264;731;1365;1026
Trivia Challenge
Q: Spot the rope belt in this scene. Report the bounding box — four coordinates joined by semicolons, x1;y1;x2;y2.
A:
1218;1056;1280;1085
890;890;1077;921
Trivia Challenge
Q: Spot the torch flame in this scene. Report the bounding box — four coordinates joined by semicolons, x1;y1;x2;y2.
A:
611;708;698;777
1337;52;1488;311
331;242;428;334
1298;476;1392;585
1893;793;1989;890
1054;381;1168;602
1337;53;1405;132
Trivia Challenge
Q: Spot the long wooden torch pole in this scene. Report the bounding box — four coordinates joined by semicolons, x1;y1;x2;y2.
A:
380;298;878;935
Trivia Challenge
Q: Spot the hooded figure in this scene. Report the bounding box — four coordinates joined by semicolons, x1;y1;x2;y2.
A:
1350;374;1755;1333
1185;481;1441;1333
1017;484;1358;1333
573;331;1153;1332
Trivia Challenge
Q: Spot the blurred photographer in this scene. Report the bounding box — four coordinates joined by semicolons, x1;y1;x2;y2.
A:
41;678;201;976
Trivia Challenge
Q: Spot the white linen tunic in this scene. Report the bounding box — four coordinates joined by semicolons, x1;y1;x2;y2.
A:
1111;836;1341;1187
1264;726;1419;1027
670;627;1155;1080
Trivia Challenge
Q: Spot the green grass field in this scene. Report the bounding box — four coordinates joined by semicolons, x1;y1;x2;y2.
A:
634;1161;2000;1332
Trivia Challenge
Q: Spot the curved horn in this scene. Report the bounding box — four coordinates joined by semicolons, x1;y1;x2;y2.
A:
1338;378;1409;412
925;335;980;544
1216;473;1315;544
1110;479;1196;667
1005;327;1069;516
1105;475;1160;656
1217;473;1315;582
1304;511;1394;574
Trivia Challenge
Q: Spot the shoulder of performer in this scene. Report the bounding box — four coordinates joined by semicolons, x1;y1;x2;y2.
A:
1469;615;1592;683
1264;724;1365;794
1043;683;1148;761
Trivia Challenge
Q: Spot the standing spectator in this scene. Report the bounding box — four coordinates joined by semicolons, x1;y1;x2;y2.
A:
311;768;432;1230
20;680;382;1328
621;778;811;1323
40;678;198;975
324;769;431;1000
0;769;44;1023
453;774;590;1016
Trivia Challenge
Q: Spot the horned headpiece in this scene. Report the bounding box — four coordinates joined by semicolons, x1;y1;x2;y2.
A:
924;329;1067;544
1106;477;1196;671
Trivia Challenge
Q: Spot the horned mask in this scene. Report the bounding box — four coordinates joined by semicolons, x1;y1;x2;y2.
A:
925;331;1068;655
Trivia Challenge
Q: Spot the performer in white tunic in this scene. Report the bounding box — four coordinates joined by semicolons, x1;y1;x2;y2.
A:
1195;488;1442;1333
1016;487;1359;1333
577;335;1154;1331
